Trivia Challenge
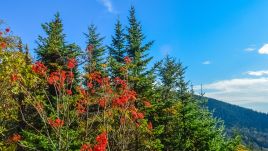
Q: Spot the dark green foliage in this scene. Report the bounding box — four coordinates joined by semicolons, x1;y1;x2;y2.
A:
108;19;126;78
108;19;125;64
25;44;31;64
36;13;80;72
126;7;153;80
126;6;154;68
208;98;268;150
156;56;186;101
124;6;156;106
9;7;247;151
153;56;240;151
84;24;106;73
35;13;80;95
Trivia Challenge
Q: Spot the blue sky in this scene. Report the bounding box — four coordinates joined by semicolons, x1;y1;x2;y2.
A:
2;0;268;112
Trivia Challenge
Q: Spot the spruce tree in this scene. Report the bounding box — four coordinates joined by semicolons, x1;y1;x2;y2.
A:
154;56;239;151
153;56;186;150
84;24;106;74
18;38;23;53
108;19;126;78
25;44;31;64
36;13;80;72
35;13;80;94
157;56;186;101
126;6;154;94
109;19;125;63
125;7;159;150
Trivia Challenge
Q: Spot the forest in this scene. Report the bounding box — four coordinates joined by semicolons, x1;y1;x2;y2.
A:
0;7;249;151
207;98;268;150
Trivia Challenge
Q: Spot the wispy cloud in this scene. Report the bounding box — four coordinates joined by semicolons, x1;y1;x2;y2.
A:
246;70;268;76
194;77;268;112
244;47;255;52
98;0;114;13
244;44;256;52
202;60;211;65
258;44;268;54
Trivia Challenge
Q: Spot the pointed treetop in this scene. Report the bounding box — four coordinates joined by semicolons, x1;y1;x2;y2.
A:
108;19;125;63
84;24;106;73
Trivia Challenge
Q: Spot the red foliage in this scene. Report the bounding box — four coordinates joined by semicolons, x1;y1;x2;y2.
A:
67;71;74;79
10;73;19;82
89;71;102;85
148;121;153;130
80;144;93;151
66;89;72;95
32;62;47;76
94;132;108;151
67;58;77;69
112;89;136;107
80;132;107;151
131;108;144;120
98;98;106;108
48;118;64;128
0;42;7;49
124;56;132;64
91;89;95;94
5;28;10;33
47;73;59;85
143;101;151;107
66;71;74;84
10;133;21;142
114;77;127;88
76;99;87;114
47;71;67;90
77;86;87;96
102;77;110;86
87;82;93;89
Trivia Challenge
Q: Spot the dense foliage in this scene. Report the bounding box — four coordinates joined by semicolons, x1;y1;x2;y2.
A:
0;7;247;151
207;98;268;150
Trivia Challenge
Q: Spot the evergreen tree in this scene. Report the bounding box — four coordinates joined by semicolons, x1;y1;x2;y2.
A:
153;56;186;150
108;19;125;63
154;56;239;151
125;7;160;150
24;44;31;64
108;19;126;78
36;13;80;72
18;38;23;53
35;13;80;95
157;56;186;101
126;6;154;94
84;24;106;74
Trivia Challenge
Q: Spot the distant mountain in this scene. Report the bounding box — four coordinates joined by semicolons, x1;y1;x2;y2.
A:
207;98;268;150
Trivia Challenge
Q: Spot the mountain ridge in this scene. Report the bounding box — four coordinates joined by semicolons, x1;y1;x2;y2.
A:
207;97;268;150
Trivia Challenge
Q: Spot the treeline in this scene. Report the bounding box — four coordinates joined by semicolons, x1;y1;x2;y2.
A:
0;6;246;151
207;98;268;150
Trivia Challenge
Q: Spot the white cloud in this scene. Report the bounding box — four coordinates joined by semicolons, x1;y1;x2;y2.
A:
258;44;268;54
98;0;114;13
244;47;255;52
246;70;268;76
202;60;211;65
195;78;268;112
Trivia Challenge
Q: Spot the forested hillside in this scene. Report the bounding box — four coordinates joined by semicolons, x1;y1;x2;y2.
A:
207;98;268;150
0;6;247;151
